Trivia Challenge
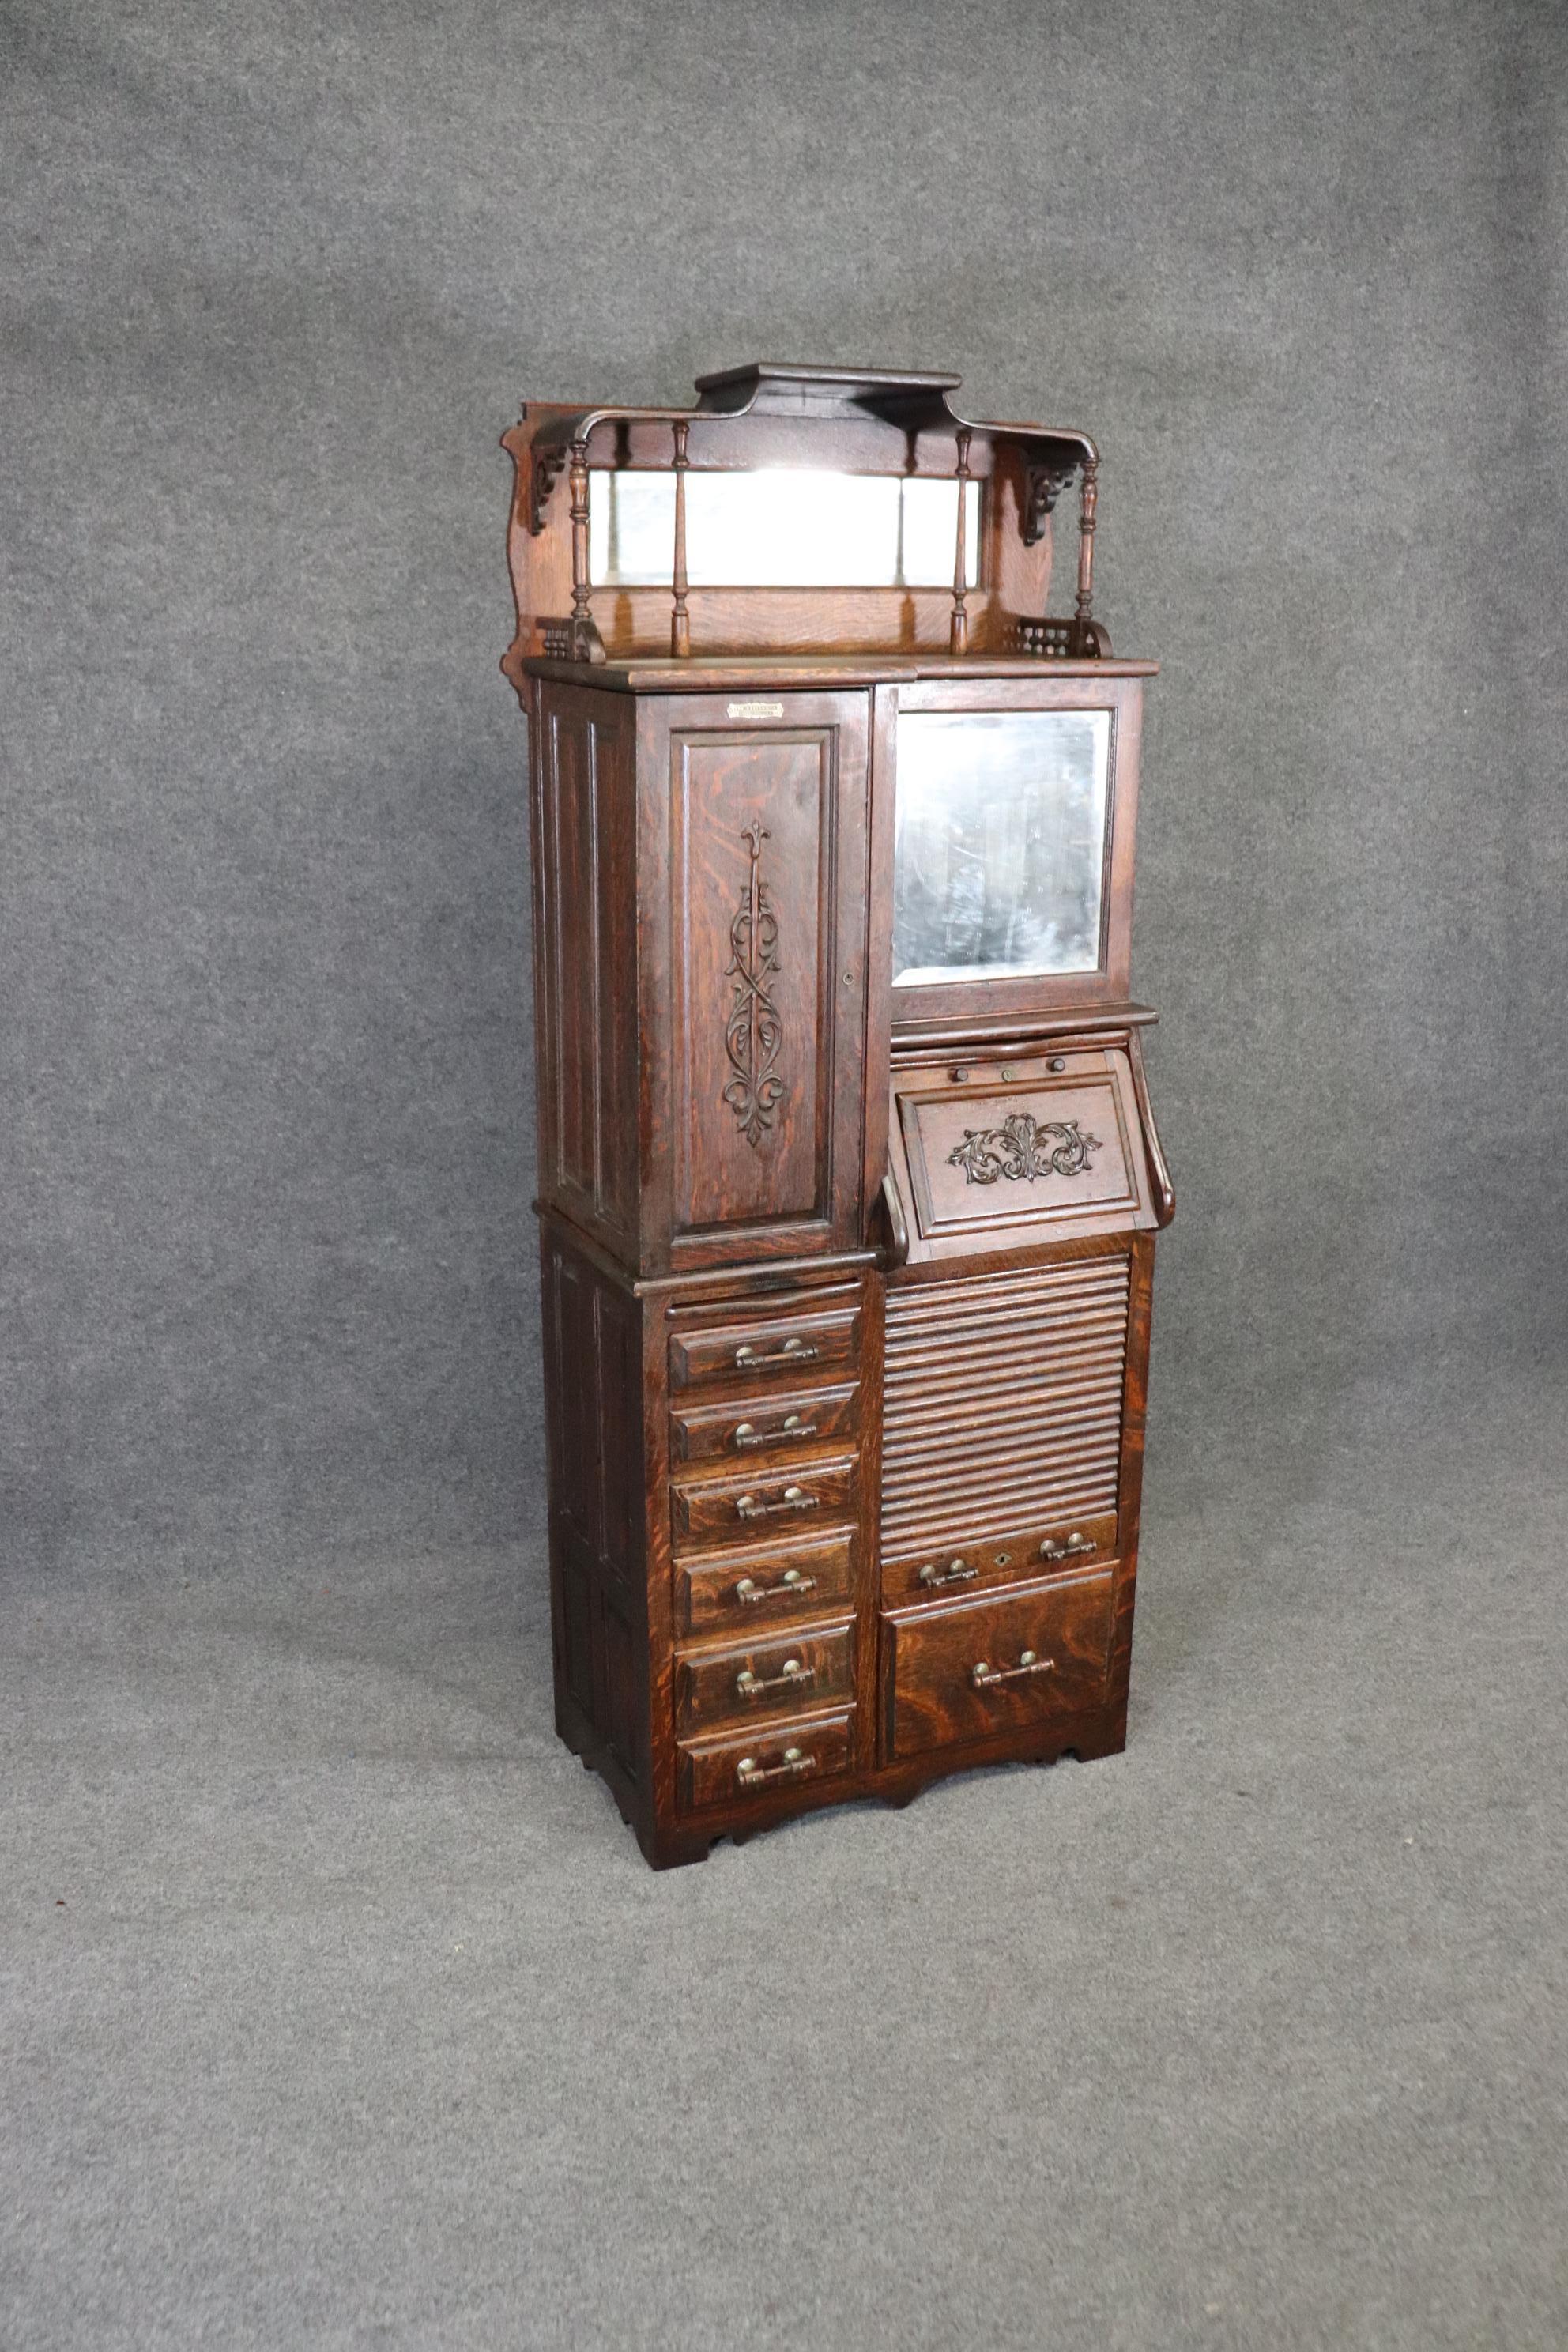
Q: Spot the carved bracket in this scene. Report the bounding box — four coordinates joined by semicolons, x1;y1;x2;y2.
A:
722;820;785;1148
1022;462;1080;546
530;447;567;534
948;1114;1101;1185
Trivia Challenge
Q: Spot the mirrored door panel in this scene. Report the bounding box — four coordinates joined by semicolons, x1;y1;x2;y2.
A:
891;709;1112;987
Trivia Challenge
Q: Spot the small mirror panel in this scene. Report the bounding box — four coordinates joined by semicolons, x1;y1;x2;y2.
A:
892;710;1112;986
590;469;980;590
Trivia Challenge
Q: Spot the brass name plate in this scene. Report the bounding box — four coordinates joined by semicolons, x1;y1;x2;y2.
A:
726;701;785;720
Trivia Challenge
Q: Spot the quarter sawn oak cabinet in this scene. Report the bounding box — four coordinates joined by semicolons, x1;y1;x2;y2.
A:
501;364;1174;1867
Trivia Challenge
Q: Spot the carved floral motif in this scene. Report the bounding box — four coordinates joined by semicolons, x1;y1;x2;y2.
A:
948;1113;1101;1185
723;821;785;1148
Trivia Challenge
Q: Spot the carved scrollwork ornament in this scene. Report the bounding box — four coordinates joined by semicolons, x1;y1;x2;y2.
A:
530;447;567;533
1021;461;1080;546
948;1113;1102;1185
722;820;786;1148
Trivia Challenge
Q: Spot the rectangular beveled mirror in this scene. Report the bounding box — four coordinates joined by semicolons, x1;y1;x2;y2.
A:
891;707;1113;986
589;469;982;590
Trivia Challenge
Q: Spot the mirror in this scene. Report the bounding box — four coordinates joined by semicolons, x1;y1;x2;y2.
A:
590;469;980;590
891;710;1112;986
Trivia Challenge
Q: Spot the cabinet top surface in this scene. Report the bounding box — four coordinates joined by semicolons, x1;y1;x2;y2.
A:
517;654;1159;693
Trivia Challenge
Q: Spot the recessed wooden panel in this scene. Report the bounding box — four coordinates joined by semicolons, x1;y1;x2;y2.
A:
534;685;639;1250
651;695;871;1266
883;1570;1114;1761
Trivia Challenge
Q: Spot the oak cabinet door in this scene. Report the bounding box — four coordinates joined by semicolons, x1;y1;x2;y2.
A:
643;692;872;1268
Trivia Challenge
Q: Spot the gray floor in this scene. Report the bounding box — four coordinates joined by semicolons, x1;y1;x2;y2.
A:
5;1374;1563;2352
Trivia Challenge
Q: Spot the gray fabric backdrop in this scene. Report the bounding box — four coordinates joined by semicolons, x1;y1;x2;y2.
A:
3;5;1566;2347
6;0;1562;1569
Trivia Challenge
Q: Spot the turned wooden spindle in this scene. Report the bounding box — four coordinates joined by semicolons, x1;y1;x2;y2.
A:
568;436;594;655
949;428;972;656
670;420;691;658
1073;458;1099;652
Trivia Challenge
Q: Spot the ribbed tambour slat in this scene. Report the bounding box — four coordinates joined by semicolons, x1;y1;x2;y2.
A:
880;1257;1131;1554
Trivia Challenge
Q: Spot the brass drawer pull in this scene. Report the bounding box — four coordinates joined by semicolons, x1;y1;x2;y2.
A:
736;1484;818;1521
972;1649;1057;1690
737;1744;816;1788
735;1657;815;1701
733;1414;816;1451
919;1557;978;1589
1039;1530;1096;1562
733;1567;816;1606
733;1338;819;1370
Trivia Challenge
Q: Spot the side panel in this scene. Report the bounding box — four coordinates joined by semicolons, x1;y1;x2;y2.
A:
541;1229;650;1810
533;682;639;1259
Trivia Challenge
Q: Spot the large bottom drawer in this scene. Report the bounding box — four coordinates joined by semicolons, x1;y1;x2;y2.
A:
882;1570;1114;1762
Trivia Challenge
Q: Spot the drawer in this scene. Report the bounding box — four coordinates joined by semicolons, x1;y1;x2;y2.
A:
672;1456;859;1550
680;1709;856;1815
669;1302;861;1393
669;1381;859;1468
880;1508;1118;1606
883;1569;1114;1762
676;1621;855;1736
677;1531;856;1637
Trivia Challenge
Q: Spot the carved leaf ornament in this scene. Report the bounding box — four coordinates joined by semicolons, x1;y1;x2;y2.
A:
948;1112;1101;1185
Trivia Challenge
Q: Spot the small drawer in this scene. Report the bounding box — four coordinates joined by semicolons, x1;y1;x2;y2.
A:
677;1532;856;1637
880;1510;1118;1606
672;1456;859;1550
680;1709;856;1814
884;1569;1114;1762
669;1303;861;1394
676;1622;855;1736
670;1381;859;1468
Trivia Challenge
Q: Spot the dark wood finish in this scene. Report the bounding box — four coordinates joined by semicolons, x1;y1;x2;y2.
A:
511;364;1172;1867
668;1296;862;1390
675;1620;856;1735
680;1709;856;1815
669;1380;860;1465
882;1568;1115;1762
670;1454;860;1549
675;1529;858;1638
639;692;872;1272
